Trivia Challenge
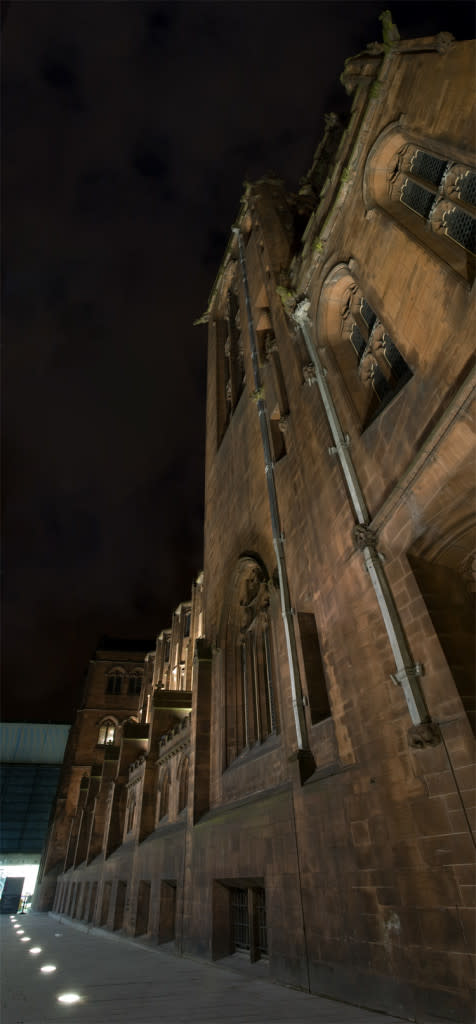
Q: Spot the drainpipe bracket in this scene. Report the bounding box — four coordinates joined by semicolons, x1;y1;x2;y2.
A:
251;387;265;402
390;663;424;688
303;364;318;386
292;298;312;328
329;434;351;456
407;720;442;749
353;523;377;550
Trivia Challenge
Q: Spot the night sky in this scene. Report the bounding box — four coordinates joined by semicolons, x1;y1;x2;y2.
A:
3;1;474;724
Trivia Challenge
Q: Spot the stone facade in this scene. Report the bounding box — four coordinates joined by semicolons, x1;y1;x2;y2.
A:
35;25;475;1023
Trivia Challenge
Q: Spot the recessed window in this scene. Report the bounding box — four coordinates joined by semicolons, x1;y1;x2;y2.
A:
229;885;268;959
128;670;143;695
320;266;412;429
366;129;476;277
231;888;249;950
223;557;278;766
106;669;124;695
98;720;116;745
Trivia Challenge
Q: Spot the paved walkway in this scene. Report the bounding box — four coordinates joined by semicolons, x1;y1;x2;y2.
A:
0;912;417;1023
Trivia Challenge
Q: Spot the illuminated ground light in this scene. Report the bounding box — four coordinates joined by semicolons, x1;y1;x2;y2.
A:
21;936;31;942
29;947;42;955
40;965;57;974
16;930;24;935
57;993;82;1005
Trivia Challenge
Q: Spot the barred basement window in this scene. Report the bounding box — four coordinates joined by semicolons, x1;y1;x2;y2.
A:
231;888;249;950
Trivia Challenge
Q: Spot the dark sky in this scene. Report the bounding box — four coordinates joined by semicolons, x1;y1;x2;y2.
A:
3;1;474;724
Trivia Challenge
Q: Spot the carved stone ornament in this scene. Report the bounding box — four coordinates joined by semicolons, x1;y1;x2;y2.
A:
278;415;290;434
357;352;376;385
407;721;442;749
238;561;270;635
436;31;455;54
302;363;317;386
353;523;377;551
292;298;311;328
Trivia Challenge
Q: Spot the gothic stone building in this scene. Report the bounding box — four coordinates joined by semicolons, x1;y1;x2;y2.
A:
36;24;475;1023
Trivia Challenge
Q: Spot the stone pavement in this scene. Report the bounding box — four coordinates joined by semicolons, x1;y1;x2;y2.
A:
0;912;434;1024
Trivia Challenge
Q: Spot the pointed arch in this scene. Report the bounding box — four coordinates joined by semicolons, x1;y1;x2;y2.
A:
220;555;278;767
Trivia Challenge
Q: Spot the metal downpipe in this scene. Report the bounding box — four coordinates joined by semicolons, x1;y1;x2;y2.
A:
293;301;432;731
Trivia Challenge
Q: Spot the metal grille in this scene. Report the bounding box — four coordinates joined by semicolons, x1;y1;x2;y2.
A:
410;150;447;186
400;179;434;219
455;170;476;208
231;888;249;950
256;888;268;955
442;207;476;255
382;333;410;380
350;322;366;360
359;298;376;332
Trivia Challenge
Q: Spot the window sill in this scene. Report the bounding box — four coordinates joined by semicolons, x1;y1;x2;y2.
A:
224;732;280;774
303;759;358;787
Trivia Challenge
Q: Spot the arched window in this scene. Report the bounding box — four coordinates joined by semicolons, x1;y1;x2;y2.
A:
128;669;143;696
106;668;125;695
177;756;189;813
158;768;170;822
365;126;476;279
98;719;116;745
223;557;278;766
318;264;411;428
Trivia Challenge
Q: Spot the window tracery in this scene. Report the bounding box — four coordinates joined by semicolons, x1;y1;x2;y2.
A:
334;271;412;426
390;145;476;256
365;126;476;278
98;719;116;745
106;668;125;695
223;558;278;766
